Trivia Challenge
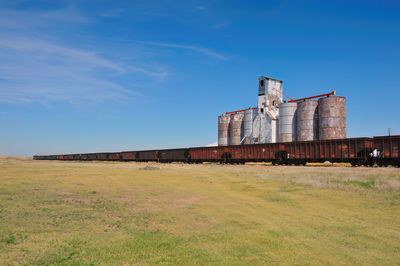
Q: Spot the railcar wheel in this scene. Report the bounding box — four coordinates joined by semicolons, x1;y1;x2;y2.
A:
221;153;232;164
367;161;375;167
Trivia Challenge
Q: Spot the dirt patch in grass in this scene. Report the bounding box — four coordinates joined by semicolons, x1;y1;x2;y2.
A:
139;165;161;171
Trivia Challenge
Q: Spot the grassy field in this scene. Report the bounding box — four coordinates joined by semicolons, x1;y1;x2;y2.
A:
0;157;399;265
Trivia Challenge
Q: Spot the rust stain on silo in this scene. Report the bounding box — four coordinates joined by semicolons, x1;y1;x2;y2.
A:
218;115;230;146
297;100;318;141
318;96;346;140
229;112;244;145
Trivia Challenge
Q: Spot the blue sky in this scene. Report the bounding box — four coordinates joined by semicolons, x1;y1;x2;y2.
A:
0;0;399;156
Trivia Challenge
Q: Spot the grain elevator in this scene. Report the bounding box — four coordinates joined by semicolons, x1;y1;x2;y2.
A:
218;75;346;146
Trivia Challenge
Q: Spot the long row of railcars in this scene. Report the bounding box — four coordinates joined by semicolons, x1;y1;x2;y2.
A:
33;135;400;167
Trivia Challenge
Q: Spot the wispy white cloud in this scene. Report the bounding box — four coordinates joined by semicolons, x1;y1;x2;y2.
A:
0;38;124;72
133;40;228;61
0;8;88;29
0;36;170;104
0;7;168;105
0;5;227;105
0;38;121;104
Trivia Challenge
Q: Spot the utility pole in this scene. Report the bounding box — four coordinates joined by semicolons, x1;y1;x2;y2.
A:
388;128;391;136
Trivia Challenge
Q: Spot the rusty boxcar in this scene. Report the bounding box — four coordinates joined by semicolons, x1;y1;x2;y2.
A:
33;135;398;167
374;135;400;167
137;150;159;162
228;143;286;163
108;152;121;161
281;137;374;166
96;153;109;161
120;151;137;161
159;149;188;162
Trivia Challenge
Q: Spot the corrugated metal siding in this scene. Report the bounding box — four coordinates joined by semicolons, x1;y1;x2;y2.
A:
374;135;400;159
108;153;121;160
120;151;137;161
283;138;373;161
189;147;225;161
159;149;188;161
137;150;159;161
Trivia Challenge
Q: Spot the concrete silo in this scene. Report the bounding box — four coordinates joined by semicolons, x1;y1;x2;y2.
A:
242;108;257;144
318;96;347;140
297;100;319;141
228;112;244;145
218;115;230;146
278;102;298;142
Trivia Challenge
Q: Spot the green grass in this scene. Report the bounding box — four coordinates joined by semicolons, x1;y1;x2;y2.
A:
0;157;399;265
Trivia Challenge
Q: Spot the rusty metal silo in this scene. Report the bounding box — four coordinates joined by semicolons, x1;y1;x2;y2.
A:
243;108;257;144
318;96;346;140
278;102;297;142
228;112;244;145
218;115;230;146
297;100;318;141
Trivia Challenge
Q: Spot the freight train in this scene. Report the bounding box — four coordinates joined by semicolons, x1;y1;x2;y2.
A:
33;135;399;167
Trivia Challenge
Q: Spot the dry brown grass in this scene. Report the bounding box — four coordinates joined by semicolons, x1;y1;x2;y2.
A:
0;158;399;265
